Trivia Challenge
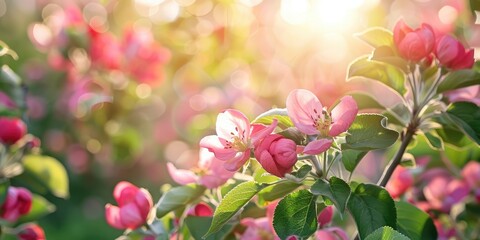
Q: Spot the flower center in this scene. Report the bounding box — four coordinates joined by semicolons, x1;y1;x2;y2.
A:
224;127;249;151
311;108;333;137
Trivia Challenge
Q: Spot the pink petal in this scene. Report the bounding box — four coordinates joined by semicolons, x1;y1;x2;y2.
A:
327;227;350;240
119;203;145;229
303;139;332;155
393;19;412;47
317;206;333;228
166;163;199;185
447;180;469;203
223;151;250;171
257;150;283;177
329;96;358;137
418;24;435;53
135;188;153;219
452;49;474;70
462;161;480;188
286;89;323;135
216;109;250;141
189;203;213;217
199;135;237;161
250;119;278;145
113;181;139;206
105;204;127;229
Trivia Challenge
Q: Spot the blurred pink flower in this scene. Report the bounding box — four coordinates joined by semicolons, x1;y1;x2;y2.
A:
286;89;357;155
0;187;32;222
444;86;480;106
435;35;474;70
434;220;456;240
0;92;16;109
315;227;349;240
105;181;153;230
121;28;171;86
462;161;480;202
317;206;334;228
240;217;276;240
200;109;277;171
186;202;213;217
423;174;469;213
26;95;46;119
386;166;413;199
17;223;46;240
89;28;122;70
167;148;235;188
393;19;435;62
254;134;297;177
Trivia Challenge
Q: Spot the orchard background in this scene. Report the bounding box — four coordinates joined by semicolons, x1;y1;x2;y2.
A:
0;0;479;239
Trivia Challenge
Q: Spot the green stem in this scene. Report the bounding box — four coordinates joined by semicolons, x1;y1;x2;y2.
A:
323;152;327;178
308;155;323;178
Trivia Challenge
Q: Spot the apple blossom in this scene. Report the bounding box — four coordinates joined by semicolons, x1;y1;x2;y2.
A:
200;109;277;171
435;35;474;70
393;19;435;62
254;134;297;177
315;227;349;240
386;166;413;199
17;223;46;240
0;187;32;222
286;89;357;154
0;117;27;145
423;174;469;213
461;161;480;202
317;206;333;228
105;181;153;230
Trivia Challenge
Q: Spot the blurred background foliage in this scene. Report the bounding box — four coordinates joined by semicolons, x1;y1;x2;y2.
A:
0;0;478;239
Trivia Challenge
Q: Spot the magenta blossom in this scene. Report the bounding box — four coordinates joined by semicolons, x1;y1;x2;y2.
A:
315;227;349;240
462;161;480;202
444;86;480;106
105;181;153;230
254;134;297;177
423;174;469;213
435;35;474;70
386;166;414;199
393;19;435;62
200;109;277;171
17;223;46;240
286;89;358;155
167;148;235;188
317;206;334;228
0;187;32;222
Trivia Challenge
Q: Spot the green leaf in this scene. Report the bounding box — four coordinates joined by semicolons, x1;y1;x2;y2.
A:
437;69;480;93
444;102;480;144
311;177;351;214
371;46;409;72
347;183;397;239
423;132;444;150
395;201;437;240
277;127;305;145
0;179;9;206
254;166;280;184
342;149;368;172
285;164;312;181
0;65;25;109
399;153;416;168
355;27;393;48
22;155;69;198
365;226;410;240
258;181;301;204
347;56;406;95
343;114;399;151
252;108;293;130
156;184;206;218
185;216;234;240
348;92;385;110
17;194;56;223
434;116;472;148
273;190;317;239
205;181;265;237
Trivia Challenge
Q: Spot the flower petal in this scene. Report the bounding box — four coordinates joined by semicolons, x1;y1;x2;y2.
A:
286;89;322;135
223;151;250;171
105;204;126;229
113;181;139;206
329;96;358;137
303;139;332;155
216;109;250;141
119;203;144;229
250;119;278;145
135;188;153;219
199;135;237;161
166;163;199;185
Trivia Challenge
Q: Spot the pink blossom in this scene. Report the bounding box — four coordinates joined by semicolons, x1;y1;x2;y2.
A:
0;117;27;145
200;109;277;171
444;86;480;106
386;166;413;199
105;181;153;230
0;92;16;109
315;227;349;240
167;148;236;188
286;89;357;155
434;220;456;240
0;187;32;222
423;175;469;213
240;217;276;240
317;206;333;228
186;202;214;217
88;28;122;70
435;35;474;70
17;223;46;240
254;134;297;177
462;161;480;202
393;19;435;62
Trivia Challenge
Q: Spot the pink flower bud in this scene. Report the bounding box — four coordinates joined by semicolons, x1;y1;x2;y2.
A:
254;134;297;177
386;166;413;199
435;35;474;70
0;187;32;222
0;117;27;145
393;20;435;62
186;203;213;217
462;161;480;202
317;206;333;228
17;223;46;240
105;181;153;230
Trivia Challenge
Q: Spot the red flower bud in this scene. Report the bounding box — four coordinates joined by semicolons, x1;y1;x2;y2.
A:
254;134;297;177
1;187;32;222
435;35;474;70
393;20;435;62
17;223;46;240
0;117;27;145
